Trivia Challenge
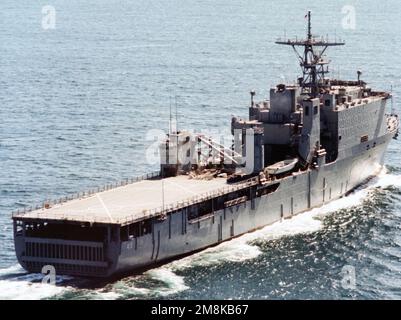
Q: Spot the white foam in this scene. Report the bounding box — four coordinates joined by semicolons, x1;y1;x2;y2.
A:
106;268;189;299
0;264;25;277
129;172;388;299
109;209;322;298
0;280;66;300
371;169;401;188
2;169;399;300
107;280;151;298
164;169;399;272
0;276;67;300
0;264;73;300
87;290;122;300
145;268;189;296
164;215;321;274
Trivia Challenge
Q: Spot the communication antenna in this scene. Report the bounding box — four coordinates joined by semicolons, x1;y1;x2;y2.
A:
250;90;255;107
169;96;172;134
175;95;179;167
161;177;165;214
175;95;179;133
276;10;345;97
391;84;394;114
163;93;172;214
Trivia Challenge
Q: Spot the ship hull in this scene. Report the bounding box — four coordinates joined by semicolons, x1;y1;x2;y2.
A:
13;131;394;278
114;132;392;276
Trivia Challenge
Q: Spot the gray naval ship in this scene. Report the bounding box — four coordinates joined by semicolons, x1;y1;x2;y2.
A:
12;12;399;277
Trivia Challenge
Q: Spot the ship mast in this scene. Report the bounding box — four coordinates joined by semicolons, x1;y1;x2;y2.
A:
275;11;345;97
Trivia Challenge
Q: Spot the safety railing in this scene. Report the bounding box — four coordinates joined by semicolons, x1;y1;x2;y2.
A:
11;171;160;219
12;175;259;225
116;176;259;225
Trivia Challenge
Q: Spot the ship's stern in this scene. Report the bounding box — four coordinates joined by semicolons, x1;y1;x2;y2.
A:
13;218;121;278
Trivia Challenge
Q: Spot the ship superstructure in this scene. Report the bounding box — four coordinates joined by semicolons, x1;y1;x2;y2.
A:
12;12;398;277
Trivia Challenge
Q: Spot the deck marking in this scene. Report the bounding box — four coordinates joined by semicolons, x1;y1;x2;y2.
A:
96;194;115;223
164;179;200;196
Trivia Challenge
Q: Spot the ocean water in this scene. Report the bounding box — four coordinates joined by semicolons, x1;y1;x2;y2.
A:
1;0;401;299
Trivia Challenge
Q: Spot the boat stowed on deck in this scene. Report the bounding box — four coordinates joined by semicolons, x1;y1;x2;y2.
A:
265;158;298;175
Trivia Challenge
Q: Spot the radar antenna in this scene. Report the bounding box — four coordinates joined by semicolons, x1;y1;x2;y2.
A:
275;11;345;97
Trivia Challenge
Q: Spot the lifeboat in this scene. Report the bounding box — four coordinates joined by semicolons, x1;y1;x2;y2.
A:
265;158;298;175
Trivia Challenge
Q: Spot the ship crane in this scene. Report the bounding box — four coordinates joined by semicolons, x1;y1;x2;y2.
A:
196;134;241;166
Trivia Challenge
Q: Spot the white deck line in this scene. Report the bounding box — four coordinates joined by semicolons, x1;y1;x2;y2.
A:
14;176;234;224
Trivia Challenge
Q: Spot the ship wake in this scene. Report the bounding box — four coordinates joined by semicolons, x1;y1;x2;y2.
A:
1;169;400;300
0;265;72;300
92;168;401;299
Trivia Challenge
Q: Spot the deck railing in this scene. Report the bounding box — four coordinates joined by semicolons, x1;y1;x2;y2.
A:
119;176;259;225
11;171;160;218
11;175;260;226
